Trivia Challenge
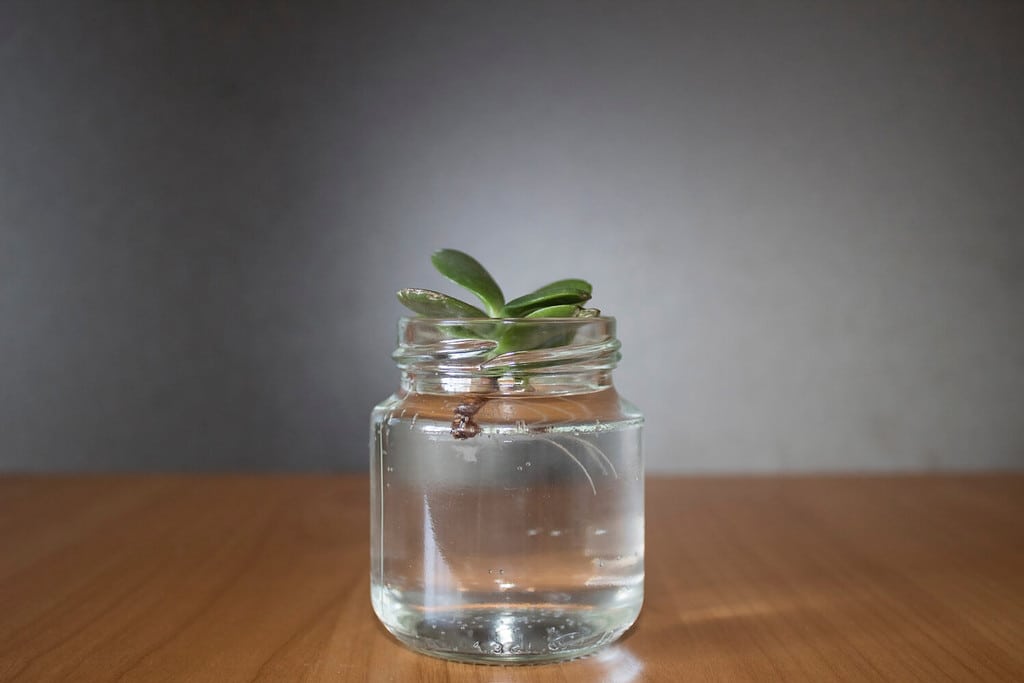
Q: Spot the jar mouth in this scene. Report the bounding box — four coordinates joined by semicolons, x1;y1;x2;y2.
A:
394;316;621;377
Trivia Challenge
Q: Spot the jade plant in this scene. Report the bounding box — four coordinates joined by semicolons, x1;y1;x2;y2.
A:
397;251;614;484
397;249;599;356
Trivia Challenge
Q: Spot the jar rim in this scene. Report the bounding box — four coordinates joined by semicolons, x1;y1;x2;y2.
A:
394;315;622;379
398;315;617;323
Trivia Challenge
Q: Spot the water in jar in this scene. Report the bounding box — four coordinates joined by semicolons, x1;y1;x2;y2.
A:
370;406;644;663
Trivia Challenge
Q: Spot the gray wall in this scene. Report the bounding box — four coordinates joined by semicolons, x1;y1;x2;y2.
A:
1;1;1022;472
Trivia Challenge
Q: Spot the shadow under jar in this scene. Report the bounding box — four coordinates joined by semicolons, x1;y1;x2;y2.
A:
370;317;644;664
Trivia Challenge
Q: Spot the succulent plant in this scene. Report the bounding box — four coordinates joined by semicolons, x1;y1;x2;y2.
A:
397;249;599;355
398;249;596;320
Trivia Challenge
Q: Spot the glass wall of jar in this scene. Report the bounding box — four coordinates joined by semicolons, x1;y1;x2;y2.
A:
370;317;644;664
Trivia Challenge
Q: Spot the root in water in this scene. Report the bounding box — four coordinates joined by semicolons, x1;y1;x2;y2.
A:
537;436;598;496
447;394;607;495
563;434;618;479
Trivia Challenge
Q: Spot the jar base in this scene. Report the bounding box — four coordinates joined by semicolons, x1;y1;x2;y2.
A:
379;605;638;665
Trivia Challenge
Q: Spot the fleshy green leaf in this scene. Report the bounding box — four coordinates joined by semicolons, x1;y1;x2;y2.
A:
502;281;592;318
494;324;575;356
538;278;593;295
397;288;487;318
524;304;582;318
493;307;582;355
431;249;505;317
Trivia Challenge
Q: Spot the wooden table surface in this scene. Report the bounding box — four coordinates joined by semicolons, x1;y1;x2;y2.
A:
1;475;1022;682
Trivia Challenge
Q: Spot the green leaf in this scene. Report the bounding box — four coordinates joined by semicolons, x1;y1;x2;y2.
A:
397;288;487;318
538;278;593;296
524;304;582;318
431;249;505;317
493;307;582;355
502;280;592;318
494;324;575;356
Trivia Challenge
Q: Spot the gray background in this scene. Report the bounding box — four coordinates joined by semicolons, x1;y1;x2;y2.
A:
2;1;1022;473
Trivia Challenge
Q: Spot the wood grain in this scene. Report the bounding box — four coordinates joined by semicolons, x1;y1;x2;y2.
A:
1;475;1022;681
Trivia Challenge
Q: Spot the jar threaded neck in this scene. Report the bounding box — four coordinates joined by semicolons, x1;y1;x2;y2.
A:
394;317;621;395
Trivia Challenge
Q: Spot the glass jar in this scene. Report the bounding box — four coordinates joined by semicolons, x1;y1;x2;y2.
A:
370;316;644;664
